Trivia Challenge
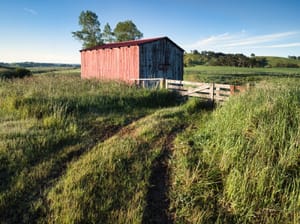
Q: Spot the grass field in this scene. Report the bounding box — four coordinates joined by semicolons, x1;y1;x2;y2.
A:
184;65;300;84
260;56;300;67
0;72;180;223
0;68;300;223
29;66;80;75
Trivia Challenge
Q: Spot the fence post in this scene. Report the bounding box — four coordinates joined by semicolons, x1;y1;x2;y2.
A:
215;85;220;101
230;85;235;95
142;80;145;88
210;83;215;102
246;83;250;91
165;79;168;89
160;78;166;89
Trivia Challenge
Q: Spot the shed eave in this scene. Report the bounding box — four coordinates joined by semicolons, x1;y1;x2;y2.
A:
79;36;184;52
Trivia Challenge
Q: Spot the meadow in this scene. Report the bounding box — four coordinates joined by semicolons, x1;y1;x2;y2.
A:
0;66;299;223
184;65;300;84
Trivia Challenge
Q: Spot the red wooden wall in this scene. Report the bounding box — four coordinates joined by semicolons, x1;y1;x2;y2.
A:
81;45;140;82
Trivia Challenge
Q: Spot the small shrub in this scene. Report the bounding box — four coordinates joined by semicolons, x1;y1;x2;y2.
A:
0;68;31;79
15;68;32;78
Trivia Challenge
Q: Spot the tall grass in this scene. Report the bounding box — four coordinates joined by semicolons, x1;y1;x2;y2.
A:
170;79;300;223
46;106;186;223
0;73;180;223
2;71;300;223
0;74;178;117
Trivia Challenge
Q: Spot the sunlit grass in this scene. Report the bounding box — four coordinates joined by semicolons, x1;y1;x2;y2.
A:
170;79;300;223
184;65;300;84
0;73;180;223
1;70;300;223
46;107;186;223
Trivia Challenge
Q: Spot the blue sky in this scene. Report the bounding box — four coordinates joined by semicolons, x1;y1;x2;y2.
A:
1;0;300;63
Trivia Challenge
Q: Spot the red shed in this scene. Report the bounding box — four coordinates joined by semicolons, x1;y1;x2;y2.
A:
80;37;184;82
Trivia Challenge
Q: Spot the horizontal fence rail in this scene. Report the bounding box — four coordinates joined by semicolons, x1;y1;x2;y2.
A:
131;78;165;89
131;78;249;102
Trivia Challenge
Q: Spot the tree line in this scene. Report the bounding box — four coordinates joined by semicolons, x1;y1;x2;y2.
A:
72;10;143;49
184;50;267;67
184;50;300;68
288;56;300;60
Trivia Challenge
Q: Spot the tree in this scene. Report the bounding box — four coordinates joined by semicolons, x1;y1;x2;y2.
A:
249;57;257;67
250;53;255;57
192;49;200;55
102;23;115;43
113;20;143;42
288;55;297;60
72;10;103;48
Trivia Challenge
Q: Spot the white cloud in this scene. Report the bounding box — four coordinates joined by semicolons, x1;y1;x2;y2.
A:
225;31;298;47
264;42;300;48
24;8;37;15
187;32;244;49
185;31;300;54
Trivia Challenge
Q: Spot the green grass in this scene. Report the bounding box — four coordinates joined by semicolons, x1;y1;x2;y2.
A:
261;56;300;67
46;107;187;223
0;73;180;223
1;69;300;223
170;79;300;223
27;66;80;75
184;65;300;84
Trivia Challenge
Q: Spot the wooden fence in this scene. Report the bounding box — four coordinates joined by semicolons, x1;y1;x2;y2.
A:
132;78;249;102
132;78;165;89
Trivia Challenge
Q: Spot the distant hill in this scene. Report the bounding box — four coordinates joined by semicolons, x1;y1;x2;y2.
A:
257;56;300;68
0;62;80;68
0;64;14;70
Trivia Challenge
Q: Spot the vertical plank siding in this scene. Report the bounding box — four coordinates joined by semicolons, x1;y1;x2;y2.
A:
80;37;183;82
81;45;140;82
139;39;183;80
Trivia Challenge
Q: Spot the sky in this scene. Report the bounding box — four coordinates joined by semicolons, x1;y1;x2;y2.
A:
1;0;300;63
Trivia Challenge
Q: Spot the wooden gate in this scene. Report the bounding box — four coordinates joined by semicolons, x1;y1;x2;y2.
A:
166;80;234;102
132;78;249;102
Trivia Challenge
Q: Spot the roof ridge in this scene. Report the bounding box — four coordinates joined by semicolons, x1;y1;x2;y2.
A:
80;36;183;52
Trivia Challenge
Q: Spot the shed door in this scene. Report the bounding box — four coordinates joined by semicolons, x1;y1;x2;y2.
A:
158;63;170;78
158;48;171;78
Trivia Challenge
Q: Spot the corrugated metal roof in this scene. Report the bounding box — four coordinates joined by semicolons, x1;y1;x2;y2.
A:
80;36;184;52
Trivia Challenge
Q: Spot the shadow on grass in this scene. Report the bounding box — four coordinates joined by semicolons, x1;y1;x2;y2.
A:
0;119;131;224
